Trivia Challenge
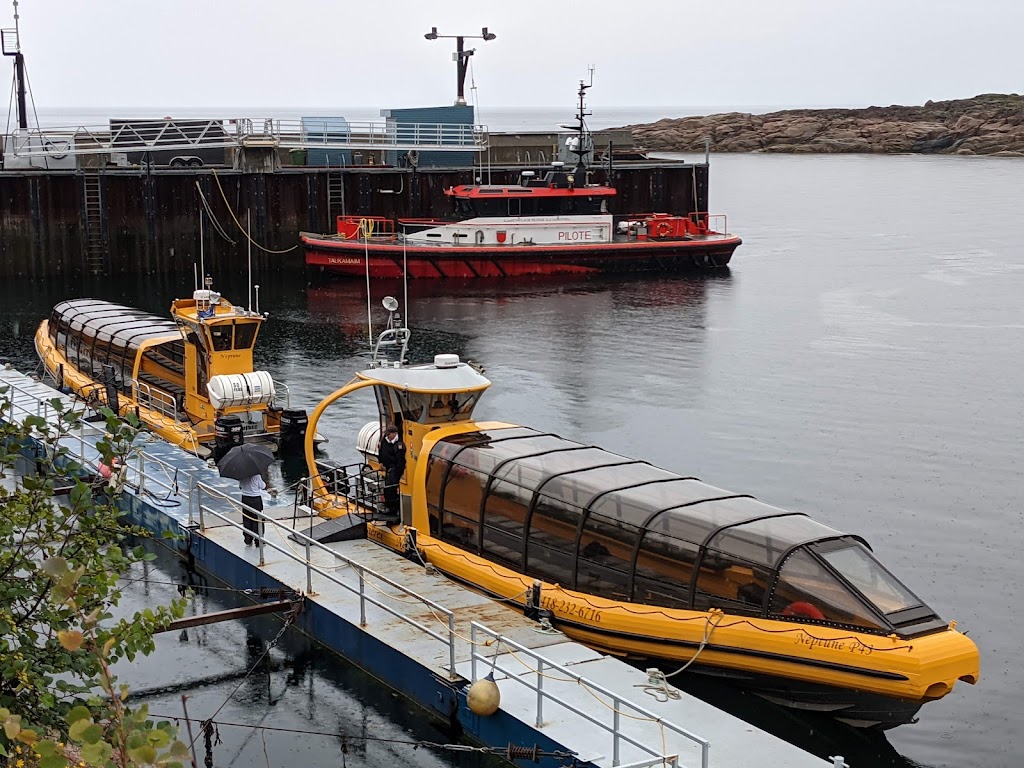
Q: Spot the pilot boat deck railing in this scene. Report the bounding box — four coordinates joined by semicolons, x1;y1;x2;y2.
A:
1;371;710;768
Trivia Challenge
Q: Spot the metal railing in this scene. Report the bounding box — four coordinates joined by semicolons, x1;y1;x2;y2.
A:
0;375;190;507
131;379;179;422
470;621;710;768
297;462;388;520
687;212;729;236
8;118;489;158
2;370;713;767
194;481;459;677
271;379;290;410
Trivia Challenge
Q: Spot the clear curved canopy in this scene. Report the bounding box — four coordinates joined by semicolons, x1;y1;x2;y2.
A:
424;427;939;635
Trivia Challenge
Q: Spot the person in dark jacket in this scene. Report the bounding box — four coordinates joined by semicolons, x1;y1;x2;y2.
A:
377;424;406;519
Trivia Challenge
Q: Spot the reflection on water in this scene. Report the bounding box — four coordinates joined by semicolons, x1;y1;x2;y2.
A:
118;540;491;768
4;153;1023;767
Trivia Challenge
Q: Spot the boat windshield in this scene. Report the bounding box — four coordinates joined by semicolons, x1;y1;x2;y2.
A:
817;542;921;616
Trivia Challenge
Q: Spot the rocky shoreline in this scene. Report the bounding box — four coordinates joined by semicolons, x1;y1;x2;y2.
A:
626;94;1024;156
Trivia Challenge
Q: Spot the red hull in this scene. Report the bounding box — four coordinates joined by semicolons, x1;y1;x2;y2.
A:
302;235;741;279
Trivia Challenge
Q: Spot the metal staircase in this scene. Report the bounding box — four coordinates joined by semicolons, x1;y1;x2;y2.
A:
81;171;108;275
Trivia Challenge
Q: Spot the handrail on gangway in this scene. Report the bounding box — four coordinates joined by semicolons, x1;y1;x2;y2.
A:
1;369;713;768
470;621;710;768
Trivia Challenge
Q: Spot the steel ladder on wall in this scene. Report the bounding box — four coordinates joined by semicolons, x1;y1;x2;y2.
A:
81;171;108;274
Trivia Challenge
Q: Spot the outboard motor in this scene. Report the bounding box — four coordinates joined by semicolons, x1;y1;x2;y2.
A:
213;414;244;461
279;409;308;455
102;364;120;414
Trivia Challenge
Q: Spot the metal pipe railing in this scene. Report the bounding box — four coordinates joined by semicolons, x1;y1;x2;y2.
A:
3;371;712;765
470;621;710;768
195;481;460;678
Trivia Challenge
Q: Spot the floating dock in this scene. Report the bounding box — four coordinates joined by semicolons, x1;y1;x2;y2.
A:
0;366;829;768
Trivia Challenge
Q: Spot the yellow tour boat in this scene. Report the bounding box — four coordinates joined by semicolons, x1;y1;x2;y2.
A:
35;285;313;458
301;299;979;729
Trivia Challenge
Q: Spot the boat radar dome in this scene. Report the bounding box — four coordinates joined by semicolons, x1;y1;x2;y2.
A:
434;354;460;369
551;160;565;167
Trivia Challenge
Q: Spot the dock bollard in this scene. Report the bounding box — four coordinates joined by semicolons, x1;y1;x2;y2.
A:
830;757;849;768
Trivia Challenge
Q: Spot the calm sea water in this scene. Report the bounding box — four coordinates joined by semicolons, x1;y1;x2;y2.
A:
2;151;1022;768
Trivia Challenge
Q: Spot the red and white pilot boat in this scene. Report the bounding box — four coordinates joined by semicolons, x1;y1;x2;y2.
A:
301;83;741;279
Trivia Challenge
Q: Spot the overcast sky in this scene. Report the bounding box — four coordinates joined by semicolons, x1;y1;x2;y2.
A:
7;0;1023;112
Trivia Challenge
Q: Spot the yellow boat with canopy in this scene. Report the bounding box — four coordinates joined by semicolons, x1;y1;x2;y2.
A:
301;298;979;729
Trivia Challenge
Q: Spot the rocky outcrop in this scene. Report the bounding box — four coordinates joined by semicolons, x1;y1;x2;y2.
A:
625;94;1024;155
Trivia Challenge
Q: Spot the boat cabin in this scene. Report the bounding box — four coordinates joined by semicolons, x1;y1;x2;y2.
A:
446;163;616;219
422;426;946;638
359;354;491;459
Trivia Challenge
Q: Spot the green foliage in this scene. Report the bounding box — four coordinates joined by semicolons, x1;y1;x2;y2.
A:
0;387;188;766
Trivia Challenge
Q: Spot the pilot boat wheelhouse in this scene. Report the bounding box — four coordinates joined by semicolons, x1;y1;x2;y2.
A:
300;304;979;729
301;82;741;279
35;290;310;458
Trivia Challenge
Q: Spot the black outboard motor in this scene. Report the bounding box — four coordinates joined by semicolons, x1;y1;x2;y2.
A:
279;408;308;455
102;364;120;414
214;414;244;461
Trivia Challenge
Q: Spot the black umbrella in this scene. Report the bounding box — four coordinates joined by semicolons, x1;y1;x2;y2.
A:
216;443;275;481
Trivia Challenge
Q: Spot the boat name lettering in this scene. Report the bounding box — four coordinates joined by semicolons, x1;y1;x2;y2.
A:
557;231;593;241
540;595;603;623
796;634;872;655
328;257;363;265
368;526;387;543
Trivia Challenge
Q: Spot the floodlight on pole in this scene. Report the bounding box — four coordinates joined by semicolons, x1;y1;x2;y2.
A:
423;27;497;106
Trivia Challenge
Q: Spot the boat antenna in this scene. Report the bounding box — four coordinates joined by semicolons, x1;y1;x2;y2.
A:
402;224;408;330
1;0;27;131
199;208;206;290
364;225;373;354
246;209;252;311
569;66;594;181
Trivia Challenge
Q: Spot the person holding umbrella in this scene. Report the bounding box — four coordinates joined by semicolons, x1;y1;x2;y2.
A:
217;443;276;546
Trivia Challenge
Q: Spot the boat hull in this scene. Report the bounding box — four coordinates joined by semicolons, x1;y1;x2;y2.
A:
302;234;741;278
360;523;978;729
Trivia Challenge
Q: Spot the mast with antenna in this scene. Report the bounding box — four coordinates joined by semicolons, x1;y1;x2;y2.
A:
566;66;595;181
2;0;28;129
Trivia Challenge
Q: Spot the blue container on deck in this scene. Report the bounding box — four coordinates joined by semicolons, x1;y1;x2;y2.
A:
301;116;352;166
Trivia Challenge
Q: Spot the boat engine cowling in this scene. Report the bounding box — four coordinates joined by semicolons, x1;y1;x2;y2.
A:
357;421;381;463
207;371;275;410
